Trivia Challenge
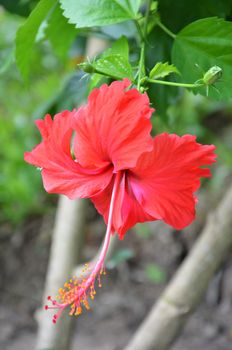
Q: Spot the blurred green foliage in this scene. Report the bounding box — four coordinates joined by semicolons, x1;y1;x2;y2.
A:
0;9;84;225
106;248;135;269
145;263;166;284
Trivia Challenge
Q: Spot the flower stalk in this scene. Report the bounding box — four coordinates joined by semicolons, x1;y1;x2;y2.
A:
145;77;204;88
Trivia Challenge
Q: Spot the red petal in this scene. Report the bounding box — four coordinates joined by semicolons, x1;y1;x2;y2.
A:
91;173;154;239
129;133;216;230
72;79;154;172
24;111;112;199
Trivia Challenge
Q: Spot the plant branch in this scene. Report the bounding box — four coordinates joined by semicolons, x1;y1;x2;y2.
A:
145;77;203;88
144;0;152;36
36;197;87;350
135;0;152;90
124;183;232;350
156;18;176;39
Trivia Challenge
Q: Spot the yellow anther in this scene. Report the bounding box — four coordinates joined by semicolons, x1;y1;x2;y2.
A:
75;307;82;315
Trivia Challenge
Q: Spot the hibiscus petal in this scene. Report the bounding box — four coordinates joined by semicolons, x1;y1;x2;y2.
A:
129;133;216;230
24;111;113;199
91;173;154;239
72;79;154;171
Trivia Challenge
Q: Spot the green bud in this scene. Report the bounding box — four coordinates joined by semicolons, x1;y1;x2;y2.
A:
78;62;95;73
203;66;222;85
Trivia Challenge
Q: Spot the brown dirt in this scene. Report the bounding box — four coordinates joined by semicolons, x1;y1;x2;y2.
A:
1;202;232;350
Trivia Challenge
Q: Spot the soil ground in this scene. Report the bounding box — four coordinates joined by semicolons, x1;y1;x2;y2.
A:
1;201;232;350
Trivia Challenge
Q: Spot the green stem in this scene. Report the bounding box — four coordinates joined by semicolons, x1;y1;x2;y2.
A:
146;78;203;88
134;20;144;42
156;19;176;39
144;0;152;35
136;0;152;90
137;43;145;91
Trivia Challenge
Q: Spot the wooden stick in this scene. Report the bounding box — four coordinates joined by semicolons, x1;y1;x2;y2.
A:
124;184;232;350
36;196;87;350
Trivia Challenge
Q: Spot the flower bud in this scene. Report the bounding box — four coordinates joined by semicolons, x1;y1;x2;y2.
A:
203;66;222;85
78;62;95;73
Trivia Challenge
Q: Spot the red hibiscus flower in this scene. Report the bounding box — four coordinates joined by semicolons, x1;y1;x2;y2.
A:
25;79;216;322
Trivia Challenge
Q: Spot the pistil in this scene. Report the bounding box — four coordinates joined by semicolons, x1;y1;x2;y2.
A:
45;172;122;323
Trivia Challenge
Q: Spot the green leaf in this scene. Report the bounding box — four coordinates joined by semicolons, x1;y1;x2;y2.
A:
79;36;132;80
59;0;141;28
45;3;78;60
103;36;129;59
101;21;137;39
149;62;180;79
16;0;56;79
90;36;132;80
92;54;133;80
172;17;232;100
0;0;38;17
145;263;166;284
125;0;142;15
146;27;179;122
88;73;108;92
159;0;232;32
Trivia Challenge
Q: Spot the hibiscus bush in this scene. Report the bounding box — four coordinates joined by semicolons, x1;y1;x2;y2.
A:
1;0;232;330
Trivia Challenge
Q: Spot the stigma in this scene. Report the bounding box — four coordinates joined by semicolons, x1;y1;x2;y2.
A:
45;264;106;323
